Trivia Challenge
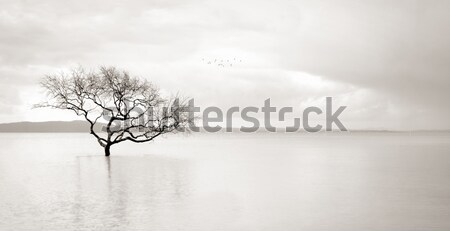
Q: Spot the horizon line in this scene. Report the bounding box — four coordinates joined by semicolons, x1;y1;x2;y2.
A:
0;120;449;133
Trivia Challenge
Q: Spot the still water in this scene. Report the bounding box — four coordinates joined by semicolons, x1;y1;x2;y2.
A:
0;132;449;230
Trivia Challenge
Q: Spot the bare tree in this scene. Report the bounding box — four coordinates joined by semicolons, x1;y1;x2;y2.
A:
36;66;192;156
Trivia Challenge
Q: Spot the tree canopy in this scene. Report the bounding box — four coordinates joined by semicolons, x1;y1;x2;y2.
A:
36;66;192;156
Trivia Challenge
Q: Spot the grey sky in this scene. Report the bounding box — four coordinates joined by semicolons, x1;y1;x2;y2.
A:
0;0;449;130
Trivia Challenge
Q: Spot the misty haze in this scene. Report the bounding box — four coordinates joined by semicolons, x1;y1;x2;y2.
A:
0;0;449;230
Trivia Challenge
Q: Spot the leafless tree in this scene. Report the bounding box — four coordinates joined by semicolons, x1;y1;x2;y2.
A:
36;66;192;156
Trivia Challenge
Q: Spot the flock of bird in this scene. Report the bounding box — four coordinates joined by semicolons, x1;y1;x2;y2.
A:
202;58;242;67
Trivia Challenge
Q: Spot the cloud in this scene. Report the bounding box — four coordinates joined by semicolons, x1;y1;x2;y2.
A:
0;0;448;129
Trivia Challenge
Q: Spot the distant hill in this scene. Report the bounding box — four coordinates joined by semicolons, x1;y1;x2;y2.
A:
0;121;448;133
0;121;105;133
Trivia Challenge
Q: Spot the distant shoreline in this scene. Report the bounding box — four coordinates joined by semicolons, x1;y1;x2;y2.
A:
0;121;449;133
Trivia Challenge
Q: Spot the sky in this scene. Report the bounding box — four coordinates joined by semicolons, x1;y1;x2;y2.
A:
0;0;449;130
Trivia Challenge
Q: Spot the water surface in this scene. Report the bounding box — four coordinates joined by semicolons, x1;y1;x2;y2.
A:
0;132;449;230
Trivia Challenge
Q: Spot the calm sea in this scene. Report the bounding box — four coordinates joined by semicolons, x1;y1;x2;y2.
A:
0;132;449;230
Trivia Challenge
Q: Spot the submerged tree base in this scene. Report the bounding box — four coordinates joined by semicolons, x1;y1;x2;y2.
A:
105;145;111;156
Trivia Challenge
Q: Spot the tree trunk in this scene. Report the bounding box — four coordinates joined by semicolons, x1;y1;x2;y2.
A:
104;144;111;157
